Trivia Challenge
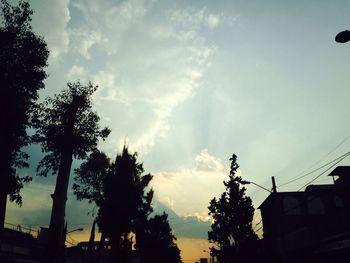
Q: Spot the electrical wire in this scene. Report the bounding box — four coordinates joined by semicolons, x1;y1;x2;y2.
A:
296;153;349;192
65;239;77;246
279;151;350;188
4;221;40;233
299;135;350;172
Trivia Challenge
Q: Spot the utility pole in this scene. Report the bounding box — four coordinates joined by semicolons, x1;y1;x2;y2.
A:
272;176;277;193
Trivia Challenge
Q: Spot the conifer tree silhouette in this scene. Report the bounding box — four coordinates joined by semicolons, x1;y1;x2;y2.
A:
208;154;258;263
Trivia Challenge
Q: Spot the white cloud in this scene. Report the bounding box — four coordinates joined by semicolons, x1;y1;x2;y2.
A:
104;0;147;31
68;26;108;60
195;149;226;172
91;69;129;104
67;65;87;80
170;8;207;29
169;8;222;31
128;117;170;152
67;3;217;154
31;0;71;63
80;31;106;59
207;14;220;29
152;149;228;218
31;0;218;158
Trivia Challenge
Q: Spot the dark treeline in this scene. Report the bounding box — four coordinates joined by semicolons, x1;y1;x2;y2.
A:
74;148;182;263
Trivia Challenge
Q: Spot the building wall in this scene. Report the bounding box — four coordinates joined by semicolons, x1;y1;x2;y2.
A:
260;186;350;263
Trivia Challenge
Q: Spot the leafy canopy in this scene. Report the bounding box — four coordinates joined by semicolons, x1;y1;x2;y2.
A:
32;81;110;177
73;150;110;208
0;0;48;205
74;147;183;263
138;213;182;263
208;154;258;262
98;146;154;241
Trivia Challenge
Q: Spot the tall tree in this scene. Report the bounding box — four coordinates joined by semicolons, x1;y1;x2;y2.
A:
208;154;258;263
73;150;110;250
98;146;153;262
0;0;48;231
32;81;110;261
137;212;182;263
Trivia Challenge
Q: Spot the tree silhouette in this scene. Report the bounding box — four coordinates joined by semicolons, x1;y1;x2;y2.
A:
137;212;182;263
73;150;110;208
32;81;110;261
73;150;110;250
208;154;258;263
98;146;153;262
0;0;48;231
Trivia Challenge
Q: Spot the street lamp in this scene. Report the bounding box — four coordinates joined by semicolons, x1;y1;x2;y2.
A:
335;30;350;43
240;180;272;193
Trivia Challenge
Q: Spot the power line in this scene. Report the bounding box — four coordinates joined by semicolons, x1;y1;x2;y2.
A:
25;185;75;195
67;233;79;244
20;222;93;226
65;239;77;246
300;135;350;172
171;220;210;226
294;135;350;177
253;149;349;236
4;221;40;233
25;186;54;192
296;153;349;192
279;151;350;188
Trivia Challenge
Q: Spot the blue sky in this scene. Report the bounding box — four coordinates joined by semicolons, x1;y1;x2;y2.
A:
5;0;350;260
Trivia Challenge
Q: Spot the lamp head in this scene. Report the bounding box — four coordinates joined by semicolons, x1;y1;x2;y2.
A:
335;30;350;43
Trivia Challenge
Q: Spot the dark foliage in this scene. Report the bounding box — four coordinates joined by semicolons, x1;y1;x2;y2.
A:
97;146;153;261
208;154;258;263
73;150;110;251
74;147;183;263
32;81;110;260
32;81;110;177
137;212;182;263
0;0;48;210
73;150;110;209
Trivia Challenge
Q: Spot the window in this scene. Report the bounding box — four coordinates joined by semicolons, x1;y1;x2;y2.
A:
307;196;325;215
283;196;301;215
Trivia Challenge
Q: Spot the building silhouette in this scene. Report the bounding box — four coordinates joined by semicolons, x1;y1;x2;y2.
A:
259;166;350;263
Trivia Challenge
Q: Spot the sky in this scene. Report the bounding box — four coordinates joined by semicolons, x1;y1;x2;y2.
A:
4;0;350;261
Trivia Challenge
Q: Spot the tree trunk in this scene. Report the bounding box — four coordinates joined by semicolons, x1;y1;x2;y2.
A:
0;144;11;230
0;191;7;243
97;231;106;262
0;150;11;244
45;151;73;262
99;231;105;251
88;219;96;251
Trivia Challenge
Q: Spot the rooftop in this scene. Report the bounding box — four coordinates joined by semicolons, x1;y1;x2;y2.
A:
329;166;350;177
